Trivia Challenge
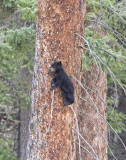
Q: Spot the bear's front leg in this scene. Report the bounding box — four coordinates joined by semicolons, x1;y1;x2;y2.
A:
51;78;59;90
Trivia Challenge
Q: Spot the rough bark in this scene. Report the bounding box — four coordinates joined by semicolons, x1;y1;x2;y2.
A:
20;108;30;160
26;0;86;160
79;65;107;160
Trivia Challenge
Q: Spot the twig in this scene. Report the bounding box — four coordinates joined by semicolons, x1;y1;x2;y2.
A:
77;41;126;132
76;33;126;93
76;142;98;160
100;0;126;24
83;114;118;160
91;45;119;116
72;75;106;117
73;76;126;132
87;16;126;42
109;84;118;117
76;34;100;75
73;128;99;160
86;18;126;46
70;105;81;160
72;75;126;149
95;46;126;64
92;47;126;93
78;45;102;88
80;97;126;150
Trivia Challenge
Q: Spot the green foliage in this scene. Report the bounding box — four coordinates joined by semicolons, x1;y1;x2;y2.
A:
107;99;126;133
108;108;126;133
15;0;37;21
107;143;115;157
84;0;126;86
0;27;35;107
85;0;126;157
0;0;125;158
0;0;37;158
0;139;19;160
0;0;16;8
82;0;126;144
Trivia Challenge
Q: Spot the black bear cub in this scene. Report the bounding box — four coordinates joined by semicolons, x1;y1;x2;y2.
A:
50;61;74;105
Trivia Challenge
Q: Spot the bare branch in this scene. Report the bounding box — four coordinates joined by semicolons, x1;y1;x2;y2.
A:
94;46;126;64
92;46;126;93
69;105;81;160
100;0;126;24
91;46;119;115
73;128;99;160
79;46;119;114
78;45;102;88
73;76;126;133
76;142;98;160
83;114;117;160
76;33;126;93
86;18;126;46
80;96;126;151
72;74;126;150
76;35;126;132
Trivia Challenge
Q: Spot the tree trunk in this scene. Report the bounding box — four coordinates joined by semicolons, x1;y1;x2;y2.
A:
20;108;30;160
79;65;107;160
26;0;86;159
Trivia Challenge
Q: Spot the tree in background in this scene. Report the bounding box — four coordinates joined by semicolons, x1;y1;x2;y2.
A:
0;0;36;159
84;0;126;159
78;66;107;160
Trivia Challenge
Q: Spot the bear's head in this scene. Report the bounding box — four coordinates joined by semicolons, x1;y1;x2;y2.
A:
51;61;62;72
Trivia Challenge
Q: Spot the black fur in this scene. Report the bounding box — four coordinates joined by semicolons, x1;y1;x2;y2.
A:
51;61;74;105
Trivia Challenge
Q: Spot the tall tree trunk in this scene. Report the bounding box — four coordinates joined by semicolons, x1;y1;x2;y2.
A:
79;65;107;160
20;108;30;160
26;0;86;159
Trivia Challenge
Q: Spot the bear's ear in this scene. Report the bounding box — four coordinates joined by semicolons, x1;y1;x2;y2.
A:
58;61;62;65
